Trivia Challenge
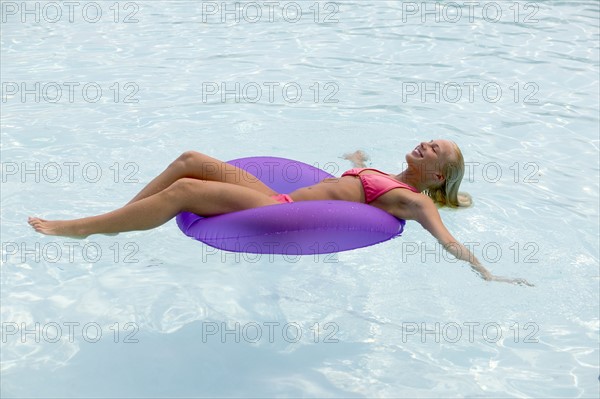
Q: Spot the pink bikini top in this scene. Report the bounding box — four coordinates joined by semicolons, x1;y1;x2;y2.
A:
341;168;419;204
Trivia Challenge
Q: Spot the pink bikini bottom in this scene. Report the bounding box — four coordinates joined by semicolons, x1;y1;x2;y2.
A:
270;194;294;204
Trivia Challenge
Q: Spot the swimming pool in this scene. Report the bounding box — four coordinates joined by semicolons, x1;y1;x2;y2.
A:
1;0;598;397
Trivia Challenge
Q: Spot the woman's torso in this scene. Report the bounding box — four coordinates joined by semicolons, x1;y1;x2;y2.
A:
288;168;419;212
289;175;365;202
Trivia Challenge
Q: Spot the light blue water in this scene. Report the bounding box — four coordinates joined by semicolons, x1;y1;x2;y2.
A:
1;1;598;397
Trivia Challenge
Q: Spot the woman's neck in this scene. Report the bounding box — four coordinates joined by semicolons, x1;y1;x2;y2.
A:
394;168;427;193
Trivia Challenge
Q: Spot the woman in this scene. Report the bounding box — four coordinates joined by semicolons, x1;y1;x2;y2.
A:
28;140;532;286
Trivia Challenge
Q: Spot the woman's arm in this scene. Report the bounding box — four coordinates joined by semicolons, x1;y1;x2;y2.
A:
341;150;369;168
408;197;533;286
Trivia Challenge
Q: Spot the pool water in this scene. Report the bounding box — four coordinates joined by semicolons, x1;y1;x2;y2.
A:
1;1;598;397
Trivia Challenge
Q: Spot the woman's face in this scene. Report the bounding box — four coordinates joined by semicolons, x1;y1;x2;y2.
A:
406;139;456;181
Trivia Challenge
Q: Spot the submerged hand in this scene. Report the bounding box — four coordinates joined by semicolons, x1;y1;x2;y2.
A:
489;275;535;287
469;262;534;287
341;150;369;167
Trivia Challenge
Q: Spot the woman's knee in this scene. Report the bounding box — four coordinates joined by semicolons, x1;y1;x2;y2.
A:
162;178;210;207
167;177;200;194
175;151;220;175
175;150;202;167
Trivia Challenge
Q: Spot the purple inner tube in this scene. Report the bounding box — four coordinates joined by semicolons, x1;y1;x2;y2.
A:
176;156;406;255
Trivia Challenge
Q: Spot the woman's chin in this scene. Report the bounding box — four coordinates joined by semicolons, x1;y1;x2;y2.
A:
405;153;419;164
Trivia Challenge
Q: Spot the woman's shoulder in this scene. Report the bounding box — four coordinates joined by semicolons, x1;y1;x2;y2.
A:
376;189;432;220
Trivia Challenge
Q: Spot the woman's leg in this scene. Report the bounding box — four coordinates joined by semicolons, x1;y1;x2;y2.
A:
29;178;280;238
126;151;277;205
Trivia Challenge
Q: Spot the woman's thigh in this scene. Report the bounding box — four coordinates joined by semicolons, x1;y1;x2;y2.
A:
178;151;278;196
173;178;280;216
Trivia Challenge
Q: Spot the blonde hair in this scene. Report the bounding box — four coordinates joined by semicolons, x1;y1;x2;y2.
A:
425;142;472;208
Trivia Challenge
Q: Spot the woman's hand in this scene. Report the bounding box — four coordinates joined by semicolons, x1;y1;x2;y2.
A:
469;262;533;286
341;150;369;168
487;275;535;287
461;251;534;286
467;251;533;286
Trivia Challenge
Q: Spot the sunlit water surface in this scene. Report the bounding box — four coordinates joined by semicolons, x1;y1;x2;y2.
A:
1;1;599;397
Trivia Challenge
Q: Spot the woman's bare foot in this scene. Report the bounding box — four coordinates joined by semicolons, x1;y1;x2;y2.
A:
28;217;88;239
